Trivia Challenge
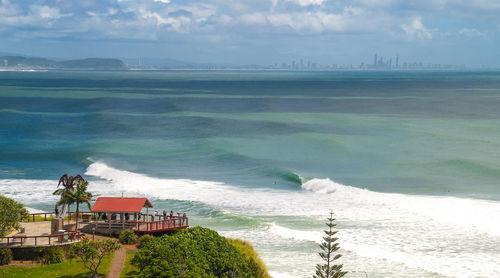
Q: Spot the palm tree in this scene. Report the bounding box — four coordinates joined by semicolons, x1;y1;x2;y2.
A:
53;174;85;220
61;180;93;230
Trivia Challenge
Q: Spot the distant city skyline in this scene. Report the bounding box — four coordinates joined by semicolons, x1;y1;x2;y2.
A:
1;1;500;67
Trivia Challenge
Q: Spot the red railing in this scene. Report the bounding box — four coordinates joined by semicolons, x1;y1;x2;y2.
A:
129;217;189;232
0;231;81;247
23;211;95;222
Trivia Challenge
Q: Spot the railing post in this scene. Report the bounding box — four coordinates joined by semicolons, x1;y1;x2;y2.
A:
35;237;37;246
49;236;51;245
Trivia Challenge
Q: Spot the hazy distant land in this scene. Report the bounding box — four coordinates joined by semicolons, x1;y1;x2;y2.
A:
0;56;127;70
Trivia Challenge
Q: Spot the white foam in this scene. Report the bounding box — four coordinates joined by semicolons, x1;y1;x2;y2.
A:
269;272;301;278
2;162;500;278
268;223;322;244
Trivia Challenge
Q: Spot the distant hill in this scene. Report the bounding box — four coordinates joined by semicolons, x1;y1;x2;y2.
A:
0;56;127;69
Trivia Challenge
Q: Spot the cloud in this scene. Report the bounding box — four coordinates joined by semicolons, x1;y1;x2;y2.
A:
30;5;63;19
290;0;327;7
401;17;432;40
458;28;484;38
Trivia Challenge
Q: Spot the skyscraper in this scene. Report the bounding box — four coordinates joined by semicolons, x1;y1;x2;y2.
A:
396;56;399;68
374;54;378;67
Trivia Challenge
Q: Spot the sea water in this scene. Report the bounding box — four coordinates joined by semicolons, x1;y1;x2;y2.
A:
1;70;500;277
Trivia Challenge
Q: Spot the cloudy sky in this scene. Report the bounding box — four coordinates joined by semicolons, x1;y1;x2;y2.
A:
1;0;499;66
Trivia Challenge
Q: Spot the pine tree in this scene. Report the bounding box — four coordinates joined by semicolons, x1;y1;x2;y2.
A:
313;212;347;278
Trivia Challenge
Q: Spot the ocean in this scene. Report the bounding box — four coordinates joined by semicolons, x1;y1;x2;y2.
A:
1;70;500;277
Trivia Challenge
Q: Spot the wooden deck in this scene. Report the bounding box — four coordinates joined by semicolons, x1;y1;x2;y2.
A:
94;216;189;234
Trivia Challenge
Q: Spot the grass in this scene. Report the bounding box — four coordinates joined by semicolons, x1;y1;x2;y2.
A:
23;215;57;222
120;249;139;278
0;254;113;278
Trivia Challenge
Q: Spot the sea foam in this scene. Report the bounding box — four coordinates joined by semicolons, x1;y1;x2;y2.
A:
2;162;500;278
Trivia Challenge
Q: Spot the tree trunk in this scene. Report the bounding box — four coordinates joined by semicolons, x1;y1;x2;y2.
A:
76;202;79;230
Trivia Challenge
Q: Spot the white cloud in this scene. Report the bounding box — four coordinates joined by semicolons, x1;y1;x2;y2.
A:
458;28;484;38
239;13;267;25
401;17;432;40
30;5;62;19
290;0;327;6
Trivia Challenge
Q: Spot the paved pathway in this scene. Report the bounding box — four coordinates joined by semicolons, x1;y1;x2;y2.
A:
108;247;126;278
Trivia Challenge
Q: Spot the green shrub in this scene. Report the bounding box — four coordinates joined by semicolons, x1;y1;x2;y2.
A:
0;248;12;265
137;234;155;249
132;226;253;278
228;238;270;278
41;247;64;264
119;229;138;244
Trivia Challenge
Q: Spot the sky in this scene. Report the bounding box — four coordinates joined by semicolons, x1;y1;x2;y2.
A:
1;0;500;67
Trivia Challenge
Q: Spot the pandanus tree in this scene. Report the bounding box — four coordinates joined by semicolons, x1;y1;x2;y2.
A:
58;180;93;229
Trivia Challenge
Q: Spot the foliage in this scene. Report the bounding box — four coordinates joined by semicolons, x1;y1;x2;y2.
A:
314;212;347;278
56;180;92;229
132;226;253;278
0;195;29;236
137;234;155;249
119;229;139;244
0;252;113;278
35;246;64;264
53;174;86;220
120;250;139;278
69;238;121;278
228;238;270;278
0;248;13;266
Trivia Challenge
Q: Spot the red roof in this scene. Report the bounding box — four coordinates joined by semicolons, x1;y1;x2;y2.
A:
91;197;153;213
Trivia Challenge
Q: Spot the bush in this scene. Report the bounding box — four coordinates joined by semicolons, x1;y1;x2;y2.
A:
119;229;138;244
41;247;64;264
228;238;270;278
137;234;155;249
132;226;253;278
0;195;29;236
0;248;12;265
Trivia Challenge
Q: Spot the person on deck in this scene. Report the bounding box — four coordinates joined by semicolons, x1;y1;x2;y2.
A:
170;210;174;219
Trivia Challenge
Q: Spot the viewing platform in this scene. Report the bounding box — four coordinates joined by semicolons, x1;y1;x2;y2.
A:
0;196;189;247
88;197;189;235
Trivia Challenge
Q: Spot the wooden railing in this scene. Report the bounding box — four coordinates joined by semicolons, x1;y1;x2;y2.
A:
131;217;189;232
23;212;56;222
23;212;180;222
0;231;81;247
94;217;189;233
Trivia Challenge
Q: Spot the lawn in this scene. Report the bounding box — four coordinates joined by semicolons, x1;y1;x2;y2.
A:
0;254;113;278
120;249;139;278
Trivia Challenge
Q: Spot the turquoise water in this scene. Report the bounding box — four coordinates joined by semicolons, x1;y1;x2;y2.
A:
1;70;500;277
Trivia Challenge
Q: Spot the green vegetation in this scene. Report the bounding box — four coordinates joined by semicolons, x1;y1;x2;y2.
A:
314;212;347;278
0;195;29;236
35;246;64;265
53;174;86;219
132;226;259;278
119;229;139;244
54;175;92;230
228;238;270;278
69;238;121;278
0;248;13;266
0;253;113;278
120;249;139;278
137;234;155;249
